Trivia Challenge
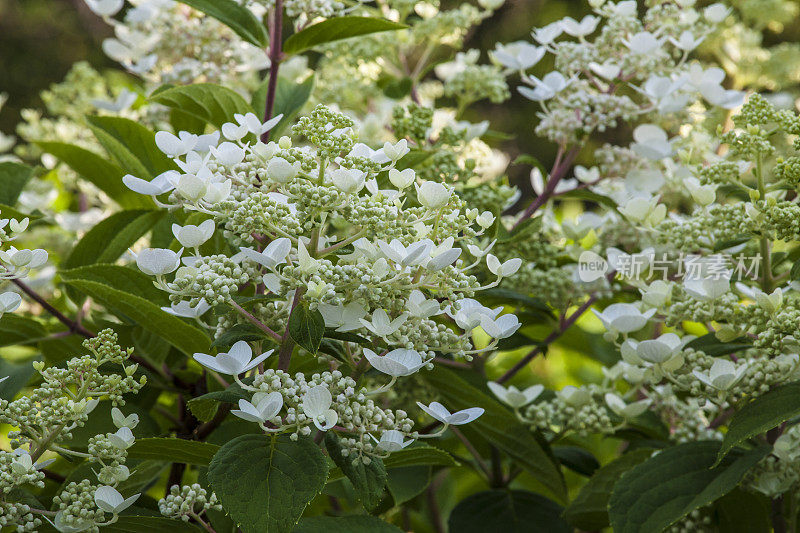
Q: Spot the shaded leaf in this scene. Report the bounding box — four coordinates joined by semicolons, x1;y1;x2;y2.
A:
87;116;177;178
608;441;769;533
36;142;150;208
252;76;314;138
421;367;566;502
448;490;570;533
62;278;209;356
128;438;220;465
564;448;653;530
178;0;268;47
63;210;164;269
716;381;800;464
326;432;386;510
0;162;35;206
295;516;402;532
284;17;407;55
288;303;324;354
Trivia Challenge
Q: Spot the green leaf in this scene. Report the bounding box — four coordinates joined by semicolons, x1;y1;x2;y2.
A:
61;264;167;305
608;441;769;533
128;438;220;465
421;367;566;502
208;434;328;533
284;17;407;55
564;449;654;530
187;382;250;422
0;356;39;401
325;432;386;510
295;516;403;532
0;315;48;347
716;381;800;464
326;444;454;483
448;490;570;533
252;76;315;138
386;466;430;505
559;188;619;210
552;445;599;477
102;516;203;532
35;142;150;208
288;303;325;354
151;84;255;129
686;333;752;357
714;489;771;533
178;0;268;47
0;162;35;206
63;210;164;269
61;278;209;357
70;401;160;447
211;323;271;348
87;116;178;178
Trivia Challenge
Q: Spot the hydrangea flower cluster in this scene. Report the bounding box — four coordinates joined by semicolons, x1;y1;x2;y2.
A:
0;330;146;532
505;0;744;145
121;104;522;460
83;0;267;86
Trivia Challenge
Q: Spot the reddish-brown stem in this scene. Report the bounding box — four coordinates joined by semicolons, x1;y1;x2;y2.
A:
12;278;163;376
13;278;94;338
452;427;492;481
512;145;580;231
260;0;284;144
496;294;598;384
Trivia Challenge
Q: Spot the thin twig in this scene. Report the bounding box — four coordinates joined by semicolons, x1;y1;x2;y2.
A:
512;145;580;231
496;294;598;384
261;0;284;144
451;427;492;481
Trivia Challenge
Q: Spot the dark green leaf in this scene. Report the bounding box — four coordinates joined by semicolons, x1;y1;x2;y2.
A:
326;432;386;510
686;333;752;357
102;516;203;532
178;0;268;46
716;381;800;464
69;401;160;448
564;448;653;530
61;264;167;305
327;444;456;483
128;438;220;465
208;434;328;533
61;278;209;356
552;445;599;477
448;490;570;533
288;303;325;354
421;367;566;502
295;516;402;532
211;323;271;348
714;489;771;533
63;210;164;269
36;142;150;208
0;315;48;347
252;76;314;138
0;162;35;206
608;441;769;533
87;116;178;178
150;84;255;129
0;356;39;401
284;17;407;55
386;466;430;505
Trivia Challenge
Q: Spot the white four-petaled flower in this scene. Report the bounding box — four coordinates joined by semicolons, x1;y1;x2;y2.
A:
193;341;274;376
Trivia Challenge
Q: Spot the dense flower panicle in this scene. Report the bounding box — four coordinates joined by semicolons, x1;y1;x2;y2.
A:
85;0;267;87
119;104;508;460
